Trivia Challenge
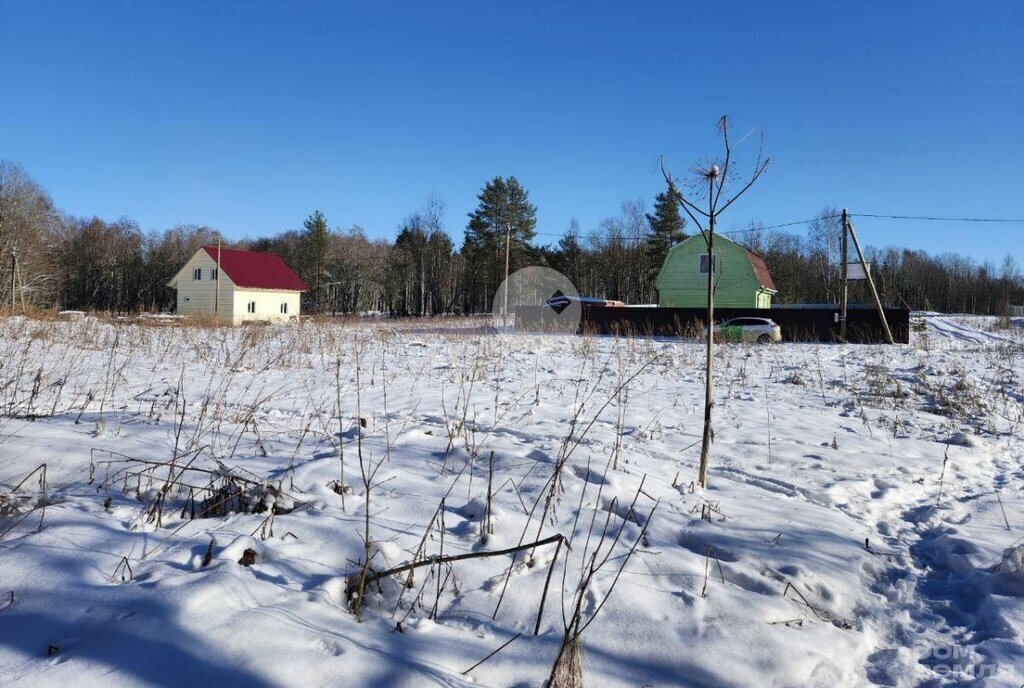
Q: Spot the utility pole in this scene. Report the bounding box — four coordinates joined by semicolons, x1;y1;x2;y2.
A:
845;213;894;344
215;239;222;326
839;209;849;341
8;247;25;314
502;223;511;329
9;248;16;315
16;252;25;312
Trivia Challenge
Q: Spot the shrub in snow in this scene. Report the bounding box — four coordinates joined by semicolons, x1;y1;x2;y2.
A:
992;544;1024;596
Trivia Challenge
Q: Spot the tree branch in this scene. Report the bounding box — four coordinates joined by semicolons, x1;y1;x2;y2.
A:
659;157;707;233
347;533;567;600
718;157;771;215
712;115;731;211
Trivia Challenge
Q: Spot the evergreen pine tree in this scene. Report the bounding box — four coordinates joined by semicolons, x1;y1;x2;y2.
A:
303;209;330;310
645;180;688;282
554;218;585;291
394;218;429;315
462;176;537;311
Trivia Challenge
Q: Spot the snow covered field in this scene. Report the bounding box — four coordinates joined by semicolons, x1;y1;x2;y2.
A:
1;313;1022;687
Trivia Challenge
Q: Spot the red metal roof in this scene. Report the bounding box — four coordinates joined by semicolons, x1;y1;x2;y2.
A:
202;246;308;292
744;248;777;292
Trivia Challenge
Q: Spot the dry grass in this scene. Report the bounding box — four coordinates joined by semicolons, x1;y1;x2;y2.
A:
2;311;1019;684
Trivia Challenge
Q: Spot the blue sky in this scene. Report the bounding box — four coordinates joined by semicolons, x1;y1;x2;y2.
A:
2;1;1022;264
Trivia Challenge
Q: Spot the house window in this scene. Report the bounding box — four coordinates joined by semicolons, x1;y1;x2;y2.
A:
280;303;288;314
211;268;218;280
193;268;202;280
699;253;718;274
247;301;256;314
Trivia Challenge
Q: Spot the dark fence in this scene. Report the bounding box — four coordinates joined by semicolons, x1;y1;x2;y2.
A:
516;304;910;344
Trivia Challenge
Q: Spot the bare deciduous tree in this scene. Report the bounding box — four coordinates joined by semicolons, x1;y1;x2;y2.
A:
661;116;771;488
0;161;60;310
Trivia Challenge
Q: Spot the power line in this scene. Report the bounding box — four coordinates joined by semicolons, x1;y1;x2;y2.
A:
531;211;1024;243
532;215;833;242
849;213;1024;223
722;215;839;235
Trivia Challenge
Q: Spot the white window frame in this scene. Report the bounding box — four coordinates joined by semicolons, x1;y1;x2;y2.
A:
211;268;218;280
247;301;256;314
193;268;202;281
280;303;288;314
699;253;718;275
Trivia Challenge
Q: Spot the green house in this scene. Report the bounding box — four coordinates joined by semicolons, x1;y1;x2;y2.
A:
656;234;777;308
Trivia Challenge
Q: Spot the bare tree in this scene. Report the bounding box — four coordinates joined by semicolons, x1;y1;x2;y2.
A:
807;207;844;303
661;116;770;488
0;161;60;310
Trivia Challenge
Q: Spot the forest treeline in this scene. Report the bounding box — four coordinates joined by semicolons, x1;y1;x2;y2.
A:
1;160;1021;316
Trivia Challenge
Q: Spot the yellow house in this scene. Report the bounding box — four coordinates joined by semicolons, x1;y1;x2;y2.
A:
167;246;307;324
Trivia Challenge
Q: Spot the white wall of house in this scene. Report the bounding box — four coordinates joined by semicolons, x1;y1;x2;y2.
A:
169;249;302;324
232;289;301;324
172;250;235;319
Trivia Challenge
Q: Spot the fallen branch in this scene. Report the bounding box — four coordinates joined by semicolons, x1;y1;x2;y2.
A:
461;632;522;676
347;532;566;601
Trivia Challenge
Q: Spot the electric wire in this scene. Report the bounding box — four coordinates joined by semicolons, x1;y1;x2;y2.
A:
530;212;1024;244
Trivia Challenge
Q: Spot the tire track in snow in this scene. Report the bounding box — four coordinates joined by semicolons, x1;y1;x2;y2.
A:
923;316;1016;347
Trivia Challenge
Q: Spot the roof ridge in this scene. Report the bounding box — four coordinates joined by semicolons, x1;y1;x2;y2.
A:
203;244;283;257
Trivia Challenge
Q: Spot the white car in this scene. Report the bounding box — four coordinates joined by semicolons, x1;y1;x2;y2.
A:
702;317;782;344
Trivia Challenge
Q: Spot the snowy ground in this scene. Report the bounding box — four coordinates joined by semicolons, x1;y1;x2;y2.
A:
1;313;1022;687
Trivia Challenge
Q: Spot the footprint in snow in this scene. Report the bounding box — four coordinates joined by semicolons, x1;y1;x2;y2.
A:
571;464;608;485
314;638;345;657
677;531;739;563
